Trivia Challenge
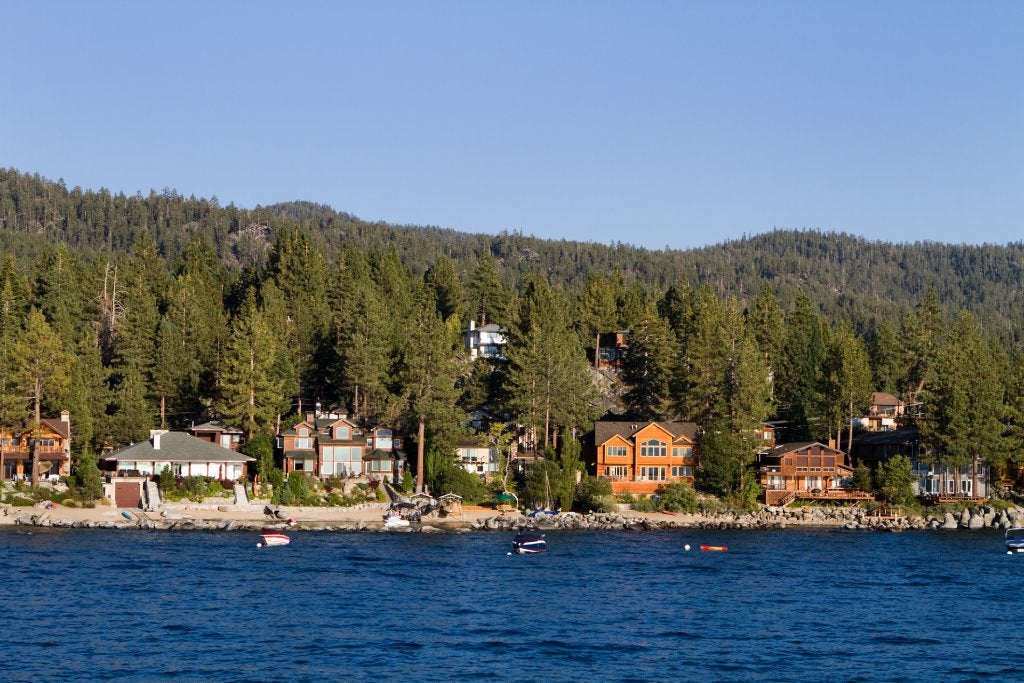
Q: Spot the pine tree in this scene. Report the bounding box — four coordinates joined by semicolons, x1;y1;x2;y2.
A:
397;287;463;493
13;308;72;485
747;283;784;391
920;310;1006;497
822;323;874;451
901;285;944;403
424;255;466;322
620;304;676;420
216;290;287;439
867;318;902;395
577;274;618;369
466;252;505;325
672;285;727;427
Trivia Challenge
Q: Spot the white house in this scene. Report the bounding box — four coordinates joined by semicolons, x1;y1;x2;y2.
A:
456;437;500;480
464;320;507;360
100;430;255;481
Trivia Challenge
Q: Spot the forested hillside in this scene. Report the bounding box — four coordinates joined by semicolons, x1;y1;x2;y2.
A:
0;167;1021;505
4;168;1024;339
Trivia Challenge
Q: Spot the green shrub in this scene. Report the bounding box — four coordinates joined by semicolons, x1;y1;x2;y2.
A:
575;475;614;512
658;481;699;513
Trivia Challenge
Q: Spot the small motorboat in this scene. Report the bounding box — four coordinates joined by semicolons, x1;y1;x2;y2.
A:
700;545;727;552
383;512;410;530
258;532;290;548
511;531;547;554
1005;528;1024;554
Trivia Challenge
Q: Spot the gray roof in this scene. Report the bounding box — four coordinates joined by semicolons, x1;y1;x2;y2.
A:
102;432;255;463
189;420;243;434
594;420;698;446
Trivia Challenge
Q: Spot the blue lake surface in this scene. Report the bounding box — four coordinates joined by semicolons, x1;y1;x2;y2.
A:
0;527;1021;682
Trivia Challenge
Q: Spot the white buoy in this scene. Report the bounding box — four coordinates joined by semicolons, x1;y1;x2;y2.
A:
684;544;691;551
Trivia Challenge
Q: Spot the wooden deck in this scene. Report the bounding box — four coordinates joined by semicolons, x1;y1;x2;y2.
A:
766;489;874;507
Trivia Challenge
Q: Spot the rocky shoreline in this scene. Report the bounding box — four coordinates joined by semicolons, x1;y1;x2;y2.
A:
3;501;1023;534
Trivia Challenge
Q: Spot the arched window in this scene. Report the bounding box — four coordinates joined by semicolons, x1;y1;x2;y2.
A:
640;439;666;457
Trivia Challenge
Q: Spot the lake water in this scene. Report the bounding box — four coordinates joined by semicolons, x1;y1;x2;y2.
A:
0;527;1020;682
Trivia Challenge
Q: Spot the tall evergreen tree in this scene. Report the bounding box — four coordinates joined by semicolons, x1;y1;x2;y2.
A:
466;252;505;325
216;290;287;439
620;304;676;420
920;310;1006;497
822;323;874;451
424;255;466;322
13;308;72;484
397;286;463;493
577;274;618;369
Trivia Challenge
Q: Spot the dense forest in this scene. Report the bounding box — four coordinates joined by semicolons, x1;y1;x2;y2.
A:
1;167;1021;504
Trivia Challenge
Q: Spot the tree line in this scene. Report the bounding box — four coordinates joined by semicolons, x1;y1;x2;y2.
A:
0;167;1022;504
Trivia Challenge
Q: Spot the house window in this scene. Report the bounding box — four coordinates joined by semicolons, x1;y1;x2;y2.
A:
672;446;692;459
295;438;313;450
672;466;692;478
640;440;666;457
335;426;350;439
605;466;628;478
298;427;309;438
607;446;627;457
640;466;666;481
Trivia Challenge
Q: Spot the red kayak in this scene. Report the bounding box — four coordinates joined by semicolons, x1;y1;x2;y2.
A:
700;545;727;552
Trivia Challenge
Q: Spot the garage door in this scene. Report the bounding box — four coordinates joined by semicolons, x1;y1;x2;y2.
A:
114;482;142;508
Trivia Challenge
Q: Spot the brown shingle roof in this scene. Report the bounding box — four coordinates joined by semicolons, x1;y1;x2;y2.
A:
593;420;698;446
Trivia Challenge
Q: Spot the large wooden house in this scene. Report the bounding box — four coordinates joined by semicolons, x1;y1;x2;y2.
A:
758;441;870;506
591;420;698;495
280;415;405;483
0;411;72;482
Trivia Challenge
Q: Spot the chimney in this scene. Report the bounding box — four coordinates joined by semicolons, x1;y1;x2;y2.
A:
150;429;168;450
469;320;476;331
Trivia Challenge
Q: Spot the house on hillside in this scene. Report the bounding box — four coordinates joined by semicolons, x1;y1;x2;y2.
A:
851;392;905;432
456;436;500;481
1;411;71;482
591;331;629;370
590;420;697;495
186;420;244;450
758;441;871;506
464;320;507;360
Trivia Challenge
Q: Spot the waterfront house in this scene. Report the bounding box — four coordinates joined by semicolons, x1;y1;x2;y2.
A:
186;420;244;451
100;430;255;507
758;442;870;506
362;425;406;484
849;427;991;500
464;320;507;360
280;415;405;483
0;411;72;482
591;420;698;495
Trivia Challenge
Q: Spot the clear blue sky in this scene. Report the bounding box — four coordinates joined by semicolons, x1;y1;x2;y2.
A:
3;1;1021;250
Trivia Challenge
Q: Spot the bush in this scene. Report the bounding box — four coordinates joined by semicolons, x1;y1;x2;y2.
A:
658;481;699;513
575;475;614;512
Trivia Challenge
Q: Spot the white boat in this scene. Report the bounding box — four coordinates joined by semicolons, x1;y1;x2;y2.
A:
258;532;291;547
1006;528;1024;553
383;513;410;530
